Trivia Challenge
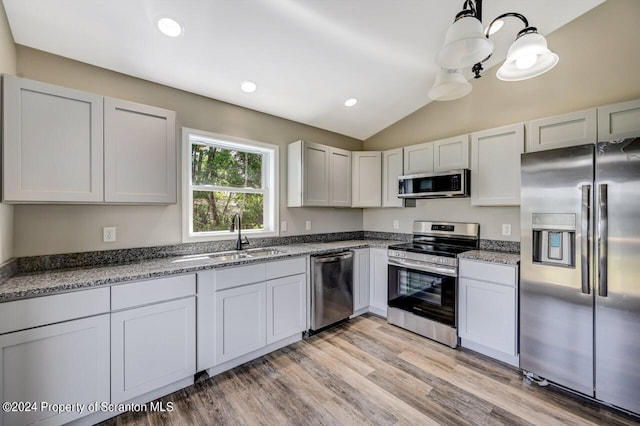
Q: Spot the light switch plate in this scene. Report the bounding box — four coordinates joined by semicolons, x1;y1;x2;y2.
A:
393;220;399;230
281;221;287;232
305;220;312;231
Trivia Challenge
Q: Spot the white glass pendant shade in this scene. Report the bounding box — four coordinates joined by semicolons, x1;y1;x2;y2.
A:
436;16;494;69
496;32;559;81
428;69;472;101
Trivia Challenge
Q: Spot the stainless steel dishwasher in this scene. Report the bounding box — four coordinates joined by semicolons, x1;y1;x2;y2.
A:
310;251;354;331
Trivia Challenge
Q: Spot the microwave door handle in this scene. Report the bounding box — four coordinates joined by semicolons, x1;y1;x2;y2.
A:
598;184;608;297
580;185;591;295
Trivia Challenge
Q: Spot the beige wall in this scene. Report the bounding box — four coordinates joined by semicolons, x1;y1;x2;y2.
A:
13;47;363;257
363;0;640;241
0;4;16;262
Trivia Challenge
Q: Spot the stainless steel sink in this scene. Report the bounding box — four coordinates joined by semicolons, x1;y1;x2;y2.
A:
172;248;283;263
245;248;283;257
210;252;251;261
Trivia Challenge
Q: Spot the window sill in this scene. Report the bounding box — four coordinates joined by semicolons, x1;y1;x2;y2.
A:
182;229;279;244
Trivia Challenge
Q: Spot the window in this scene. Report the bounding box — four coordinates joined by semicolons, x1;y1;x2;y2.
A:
182;128;278;241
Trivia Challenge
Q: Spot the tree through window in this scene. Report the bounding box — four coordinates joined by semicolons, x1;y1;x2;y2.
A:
184;130;278;239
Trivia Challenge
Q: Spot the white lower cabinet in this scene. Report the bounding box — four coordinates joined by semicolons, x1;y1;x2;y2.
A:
198;257;307;372
111;297;196;404
0;315;110;426
458;259;519;366
352;248;370;314
369;248;388;317
216;282;267;364
266;274;306;344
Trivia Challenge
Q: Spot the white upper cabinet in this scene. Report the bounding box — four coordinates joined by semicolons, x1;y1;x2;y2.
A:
597;98;640;140
288;140;351;207
2;75;104;203
382;148;404;208
403;141;433;175
329;147;352;207
2;75;177;204
526;108;597;152
433;134;470;171
104;98;176;203
352;151;381;207
471;123;524;206
403;135;469;175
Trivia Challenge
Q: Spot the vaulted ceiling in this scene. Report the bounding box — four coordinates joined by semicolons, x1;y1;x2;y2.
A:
2;0;604;139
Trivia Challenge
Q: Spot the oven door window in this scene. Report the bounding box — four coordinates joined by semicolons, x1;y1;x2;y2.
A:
388;264;456;326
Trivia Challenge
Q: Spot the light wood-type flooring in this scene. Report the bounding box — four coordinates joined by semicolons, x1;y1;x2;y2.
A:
102;314;639;425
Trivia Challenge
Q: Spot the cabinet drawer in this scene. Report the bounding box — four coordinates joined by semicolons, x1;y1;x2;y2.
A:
0;287;110;335
266;257;306;280
459;259;517;287
215;263;266;291
111;274;196;310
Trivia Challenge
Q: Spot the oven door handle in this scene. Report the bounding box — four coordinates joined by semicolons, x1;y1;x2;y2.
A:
388;258;457;277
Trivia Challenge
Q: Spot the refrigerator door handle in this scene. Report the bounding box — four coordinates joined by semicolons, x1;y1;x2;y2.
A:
581;184;591;295
598;184;608;297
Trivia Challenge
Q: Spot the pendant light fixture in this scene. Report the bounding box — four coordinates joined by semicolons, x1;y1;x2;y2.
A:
431;0;559;100
428;69;472;101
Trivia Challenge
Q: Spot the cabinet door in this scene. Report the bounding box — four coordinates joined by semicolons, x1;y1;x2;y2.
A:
471;123;524;206
0;315;110;426
302;141;329;206
2;75;104;203
369;248;388;317
382;148;404;207
597;98;640;140
459;278;516;356
216;282;266;364
351;151;381;207
329;147;352;207
433;134;469;172
527;109;597;152
266;274;305;344
111;298;196;403
403;141;433;175
104;98;177;203
353;248;370;312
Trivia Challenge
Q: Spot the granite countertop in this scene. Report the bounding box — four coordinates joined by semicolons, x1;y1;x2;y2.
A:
458;250;520;265
0;240;399;302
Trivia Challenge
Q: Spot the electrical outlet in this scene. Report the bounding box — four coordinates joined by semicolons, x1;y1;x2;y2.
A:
502;224;512;236
103;226;116;242
281;221;287;232
305;220;312;231
393;220;399;230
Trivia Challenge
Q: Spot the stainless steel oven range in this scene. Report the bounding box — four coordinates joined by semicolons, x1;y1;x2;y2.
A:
387;221;479;348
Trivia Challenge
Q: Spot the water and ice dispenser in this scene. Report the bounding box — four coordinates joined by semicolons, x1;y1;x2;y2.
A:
531;213;575;267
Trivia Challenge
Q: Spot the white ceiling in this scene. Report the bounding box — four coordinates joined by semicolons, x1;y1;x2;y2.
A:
2;0;604;140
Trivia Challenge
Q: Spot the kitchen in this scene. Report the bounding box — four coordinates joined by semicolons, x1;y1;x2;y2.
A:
0;0;639;425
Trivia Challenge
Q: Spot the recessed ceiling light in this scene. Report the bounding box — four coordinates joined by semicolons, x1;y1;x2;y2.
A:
157;17;183;38
240;81;257;93
344;98;358;107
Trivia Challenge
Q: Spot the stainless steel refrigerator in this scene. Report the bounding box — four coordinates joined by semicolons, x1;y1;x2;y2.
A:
520;139;640;415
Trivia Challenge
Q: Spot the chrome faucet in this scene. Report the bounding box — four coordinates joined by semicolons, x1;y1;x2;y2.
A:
230;213;250;250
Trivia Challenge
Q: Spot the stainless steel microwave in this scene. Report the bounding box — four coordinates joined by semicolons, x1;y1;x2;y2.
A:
398;169;470;199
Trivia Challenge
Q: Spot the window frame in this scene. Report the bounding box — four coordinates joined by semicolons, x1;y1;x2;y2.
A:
181;128;279;242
